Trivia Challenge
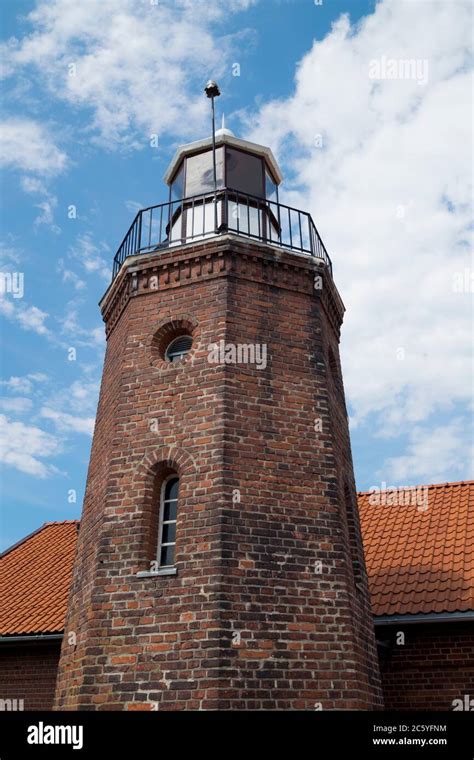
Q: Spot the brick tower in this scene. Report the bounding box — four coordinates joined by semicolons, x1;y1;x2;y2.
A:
54;125;382;710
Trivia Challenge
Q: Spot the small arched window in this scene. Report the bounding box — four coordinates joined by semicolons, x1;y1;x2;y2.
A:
165;335;192;362
158;475;179;567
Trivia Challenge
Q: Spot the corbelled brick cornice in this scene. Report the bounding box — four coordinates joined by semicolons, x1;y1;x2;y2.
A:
100;235;345;339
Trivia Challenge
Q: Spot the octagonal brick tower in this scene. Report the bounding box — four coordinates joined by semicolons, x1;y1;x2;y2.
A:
54;128;383;710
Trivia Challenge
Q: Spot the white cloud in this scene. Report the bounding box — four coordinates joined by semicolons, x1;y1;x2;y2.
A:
246;0;472;452
41;378;100;418
39;379;100;438
1;0;256;149
0;241;21;268
382;420;473;485
0;374;48;395
34;198;60;232
57;259;86;290
20;175;61;232
0;298;50;335
68;234;110;282
40;406;95;436
60;303;105;348
0;414;61;477
0;117;67;175
0;374;98;483
65;379;101;416
0;397;33;414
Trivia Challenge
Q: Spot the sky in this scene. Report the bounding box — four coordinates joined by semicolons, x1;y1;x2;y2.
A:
0;0;472;551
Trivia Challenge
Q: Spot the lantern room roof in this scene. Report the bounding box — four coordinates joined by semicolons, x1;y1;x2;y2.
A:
163;131;283;186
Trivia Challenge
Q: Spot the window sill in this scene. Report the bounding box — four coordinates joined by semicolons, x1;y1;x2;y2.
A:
136;567;177;578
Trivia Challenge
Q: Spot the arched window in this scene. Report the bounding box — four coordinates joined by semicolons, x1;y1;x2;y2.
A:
158;475;179;567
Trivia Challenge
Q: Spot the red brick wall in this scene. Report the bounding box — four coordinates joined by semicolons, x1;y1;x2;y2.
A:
0;641;61;711
55;236;382;710
377;622;474;710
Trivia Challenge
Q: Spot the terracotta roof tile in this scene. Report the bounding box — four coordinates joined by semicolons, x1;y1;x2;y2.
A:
0;521;79;636
358;481;474;617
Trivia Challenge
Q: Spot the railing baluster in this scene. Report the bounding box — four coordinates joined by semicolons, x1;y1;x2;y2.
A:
138;211;142;252
148;208;153;249
276;200;282;246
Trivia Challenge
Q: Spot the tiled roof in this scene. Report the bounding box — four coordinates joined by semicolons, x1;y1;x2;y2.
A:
0;521;79;636
358;481;474;617
1;482;472;635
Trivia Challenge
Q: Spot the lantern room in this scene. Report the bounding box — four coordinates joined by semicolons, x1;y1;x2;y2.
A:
162;126;283;245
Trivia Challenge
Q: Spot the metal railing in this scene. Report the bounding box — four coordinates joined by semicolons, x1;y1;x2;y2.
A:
112;188;332;280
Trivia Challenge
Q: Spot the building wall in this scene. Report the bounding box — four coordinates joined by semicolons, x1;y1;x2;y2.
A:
0;641;61;711
377;622;474;710
55;236;382;710
1;620;472;711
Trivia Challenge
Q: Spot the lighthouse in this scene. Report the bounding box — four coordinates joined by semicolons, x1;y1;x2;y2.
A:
54;93;382;710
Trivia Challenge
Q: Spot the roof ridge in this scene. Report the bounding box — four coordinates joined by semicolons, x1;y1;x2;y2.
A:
358;480;474;495
0;520;79;559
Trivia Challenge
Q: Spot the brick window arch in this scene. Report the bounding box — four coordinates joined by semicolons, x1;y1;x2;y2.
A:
150;317;197;366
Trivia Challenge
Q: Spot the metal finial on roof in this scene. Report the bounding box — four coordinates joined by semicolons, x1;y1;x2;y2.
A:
216;112;234;138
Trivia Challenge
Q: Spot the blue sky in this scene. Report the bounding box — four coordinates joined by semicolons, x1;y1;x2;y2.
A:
0;0;472;550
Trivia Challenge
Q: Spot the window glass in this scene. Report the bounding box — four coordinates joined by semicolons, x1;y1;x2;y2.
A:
160;545;175;567
185;147;224;197
163;499;177;522
226;148;264;197
159;475;179;567
165;477;179;501
165;335;193;362
161;522;176;544
170;163;184;202
265;169;277;203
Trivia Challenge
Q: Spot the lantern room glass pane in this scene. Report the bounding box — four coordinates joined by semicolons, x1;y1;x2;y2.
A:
226;148;264;198
265;169;277;203
185;147;224;197
170;163;184;202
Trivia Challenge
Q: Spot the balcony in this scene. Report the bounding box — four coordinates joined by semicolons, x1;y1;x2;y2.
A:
112;188;332;281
